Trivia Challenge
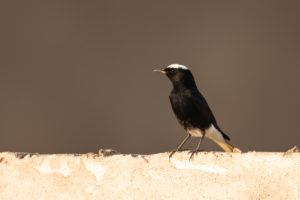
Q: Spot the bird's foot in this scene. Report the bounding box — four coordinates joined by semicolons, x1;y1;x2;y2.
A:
189;151;197;161
169;149;190;158
169;150;177;158
188;149;202;161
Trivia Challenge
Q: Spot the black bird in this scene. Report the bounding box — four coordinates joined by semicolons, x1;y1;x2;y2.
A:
154;64;237;159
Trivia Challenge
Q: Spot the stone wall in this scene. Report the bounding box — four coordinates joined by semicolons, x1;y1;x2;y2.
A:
0;151;299;200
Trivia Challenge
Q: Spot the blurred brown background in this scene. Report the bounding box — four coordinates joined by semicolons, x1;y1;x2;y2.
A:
0;1;299;154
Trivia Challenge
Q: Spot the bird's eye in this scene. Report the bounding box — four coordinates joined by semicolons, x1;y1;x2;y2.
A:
170;69;175;73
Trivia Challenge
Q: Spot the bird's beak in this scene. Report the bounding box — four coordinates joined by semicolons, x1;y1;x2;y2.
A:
153;68;166;74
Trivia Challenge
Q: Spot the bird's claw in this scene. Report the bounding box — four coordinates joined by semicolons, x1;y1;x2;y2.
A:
169;150;177;158
189;150;199;161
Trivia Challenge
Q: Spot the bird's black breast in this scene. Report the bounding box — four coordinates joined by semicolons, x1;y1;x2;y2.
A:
169;89;212;130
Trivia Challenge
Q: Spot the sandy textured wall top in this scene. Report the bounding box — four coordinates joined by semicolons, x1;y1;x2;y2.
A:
0;151;299;200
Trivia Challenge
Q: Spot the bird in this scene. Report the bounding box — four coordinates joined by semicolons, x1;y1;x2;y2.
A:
154;64;237;159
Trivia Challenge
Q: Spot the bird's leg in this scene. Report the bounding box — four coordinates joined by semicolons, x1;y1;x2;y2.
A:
189;136;204;161
169;134;191;158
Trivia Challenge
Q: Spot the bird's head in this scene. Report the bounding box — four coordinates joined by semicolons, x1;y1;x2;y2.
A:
153;64;197;89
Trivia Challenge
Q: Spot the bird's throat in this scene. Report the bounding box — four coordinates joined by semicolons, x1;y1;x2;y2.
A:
171;78;197;91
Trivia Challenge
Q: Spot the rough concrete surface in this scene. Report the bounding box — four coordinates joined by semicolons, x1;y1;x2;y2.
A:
0;151;299;200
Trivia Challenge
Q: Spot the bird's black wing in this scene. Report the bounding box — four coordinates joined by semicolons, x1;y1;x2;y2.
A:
190;91;231;141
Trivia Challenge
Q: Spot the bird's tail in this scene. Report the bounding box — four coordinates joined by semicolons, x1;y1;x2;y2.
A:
216;141;242;153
